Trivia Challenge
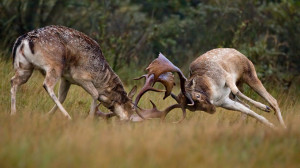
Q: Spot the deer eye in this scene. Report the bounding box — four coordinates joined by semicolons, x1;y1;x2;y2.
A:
196;94;200;98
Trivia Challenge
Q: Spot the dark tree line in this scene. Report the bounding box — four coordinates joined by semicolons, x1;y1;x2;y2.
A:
0;0;299;85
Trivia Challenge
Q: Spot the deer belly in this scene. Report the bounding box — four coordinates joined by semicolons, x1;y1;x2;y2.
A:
212;87;231;106
62;68;93;84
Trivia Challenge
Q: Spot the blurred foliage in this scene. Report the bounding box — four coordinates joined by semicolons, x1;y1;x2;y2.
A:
0;0;299;86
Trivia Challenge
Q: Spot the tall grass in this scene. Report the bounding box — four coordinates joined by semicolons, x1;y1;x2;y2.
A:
0;56;299;168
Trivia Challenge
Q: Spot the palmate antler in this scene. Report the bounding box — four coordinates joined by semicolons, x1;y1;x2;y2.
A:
134;53;194;122
131;100;185;123
133;72;175;104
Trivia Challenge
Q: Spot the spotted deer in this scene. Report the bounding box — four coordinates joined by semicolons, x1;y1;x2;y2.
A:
132;49;286;129
11;25;143;120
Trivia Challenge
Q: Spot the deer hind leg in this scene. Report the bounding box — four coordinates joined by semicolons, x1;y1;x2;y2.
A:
244;75;286;128
221;98;275;129
225;75;271;112
48;78;71;116
11;68;33;115
43;69;72;120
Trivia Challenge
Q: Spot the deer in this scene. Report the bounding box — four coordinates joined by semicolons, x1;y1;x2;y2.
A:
131;49;286;129
10;25;150;120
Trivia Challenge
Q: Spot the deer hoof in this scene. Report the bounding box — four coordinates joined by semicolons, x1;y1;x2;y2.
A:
265;106;271;112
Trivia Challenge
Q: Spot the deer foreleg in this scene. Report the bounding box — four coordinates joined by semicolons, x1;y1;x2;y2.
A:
43;70;72;120
48;79;71;116
76;80;99;119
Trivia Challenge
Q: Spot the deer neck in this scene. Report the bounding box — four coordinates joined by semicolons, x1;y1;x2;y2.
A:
97;66;129;108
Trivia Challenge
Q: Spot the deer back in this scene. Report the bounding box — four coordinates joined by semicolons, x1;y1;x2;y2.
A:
14;25;129;105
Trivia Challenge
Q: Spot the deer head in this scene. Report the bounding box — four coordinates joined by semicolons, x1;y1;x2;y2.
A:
96;85;139;121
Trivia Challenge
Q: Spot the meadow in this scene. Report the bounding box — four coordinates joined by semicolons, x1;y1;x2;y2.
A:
0;57;300;168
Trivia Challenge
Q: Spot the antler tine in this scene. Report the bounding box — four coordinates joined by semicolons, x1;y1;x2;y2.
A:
133;74;147;80
148;100;182;120
160;103;186;123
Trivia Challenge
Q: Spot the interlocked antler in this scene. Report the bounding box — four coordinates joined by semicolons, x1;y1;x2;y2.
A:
131;100;186;123
134;53;194;122
133;72;175;105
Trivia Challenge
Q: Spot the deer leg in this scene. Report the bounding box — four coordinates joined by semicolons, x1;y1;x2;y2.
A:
245;77;286;128
230;93;248;121
76;81;99;118
43;69;72;120
221;98;276;129
236;82;250;108
235;82;248;120
230;94;250;108
11;68;33;115
48;79;71;116
225;75;271;112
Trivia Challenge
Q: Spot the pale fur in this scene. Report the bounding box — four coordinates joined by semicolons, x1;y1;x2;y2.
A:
184;48;286;129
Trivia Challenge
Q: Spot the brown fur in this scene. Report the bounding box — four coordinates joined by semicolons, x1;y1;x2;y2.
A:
11;25;134;120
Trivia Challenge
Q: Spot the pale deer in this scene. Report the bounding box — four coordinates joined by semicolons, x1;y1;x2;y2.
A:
11;25;145;120
132;49;286;129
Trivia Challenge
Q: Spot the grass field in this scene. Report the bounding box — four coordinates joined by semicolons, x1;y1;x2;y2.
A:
0;57;300;168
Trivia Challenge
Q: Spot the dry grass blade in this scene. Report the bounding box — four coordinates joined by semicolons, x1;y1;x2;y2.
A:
0;58;300;168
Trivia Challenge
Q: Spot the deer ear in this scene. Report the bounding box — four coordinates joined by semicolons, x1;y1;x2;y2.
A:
128;85;137;99
187;78;195;88
191;78;196;90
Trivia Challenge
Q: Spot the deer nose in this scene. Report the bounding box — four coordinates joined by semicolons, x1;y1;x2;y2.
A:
119;115;130;121
130;114;143;122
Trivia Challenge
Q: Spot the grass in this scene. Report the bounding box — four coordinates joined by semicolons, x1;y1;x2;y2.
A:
0;57;300;168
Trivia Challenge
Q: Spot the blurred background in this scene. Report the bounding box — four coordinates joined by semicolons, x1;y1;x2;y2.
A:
0;0;299;86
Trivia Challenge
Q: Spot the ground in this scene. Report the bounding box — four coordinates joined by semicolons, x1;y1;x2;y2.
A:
0;58;299;168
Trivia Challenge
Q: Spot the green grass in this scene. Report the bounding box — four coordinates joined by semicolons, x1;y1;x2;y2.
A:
0;57;300;168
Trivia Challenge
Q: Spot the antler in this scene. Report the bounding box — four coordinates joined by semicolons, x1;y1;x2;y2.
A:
135;53;194;106
94;103;116;119
133;53;194;121
134;72;175;105
131;100;186;123
133;74;165;106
